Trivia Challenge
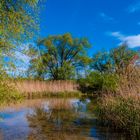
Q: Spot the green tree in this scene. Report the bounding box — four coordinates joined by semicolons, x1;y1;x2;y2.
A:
79;71;119;94
91;45;137;74
110;45;137;74
28;33;91;80
91;51;113;73
0;0;40;42
0;0;44;76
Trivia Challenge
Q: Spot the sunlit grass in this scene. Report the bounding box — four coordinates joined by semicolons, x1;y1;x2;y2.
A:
96;66;140;139
14;80;80;98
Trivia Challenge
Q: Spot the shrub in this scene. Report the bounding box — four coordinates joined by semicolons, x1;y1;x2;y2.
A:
78;71;119;94
0;75;23;105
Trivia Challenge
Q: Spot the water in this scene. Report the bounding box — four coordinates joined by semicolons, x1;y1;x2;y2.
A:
0;97;129;140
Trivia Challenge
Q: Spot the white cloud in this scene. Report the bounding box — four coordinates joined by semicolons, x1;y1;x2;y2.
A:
13;43;32;65
9;43;32;74
99;12;114;22
127;1;140;13
14;51;31;64
109;32;140;48
109;32;124;40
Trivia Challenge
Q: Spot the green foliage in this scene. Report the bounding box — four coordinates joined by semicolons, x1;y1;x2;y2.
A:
110;45;137;74
0;84;23;105
0;0;44;77
0;75;23;105
79;71;119;94
92;52;113;73
92;45;137;74
52;62;75;80
0;0;40;41
28;33;91;80
97;95;140;139
79;45;136;94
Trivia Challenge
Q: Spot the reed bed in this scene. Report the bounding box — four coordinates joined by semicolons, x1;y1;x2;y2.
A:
97;66;140;139
118;65;140;96
97;93;140;139
13;80;79;97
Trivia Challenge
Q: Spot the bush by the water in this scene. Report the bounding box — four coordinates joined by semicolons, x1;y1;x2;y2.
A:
0;75;23;105
79;71;119;94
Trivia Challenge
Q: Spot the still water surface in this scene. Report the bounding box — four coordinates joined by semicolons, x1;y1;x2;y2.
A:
0;97;129;140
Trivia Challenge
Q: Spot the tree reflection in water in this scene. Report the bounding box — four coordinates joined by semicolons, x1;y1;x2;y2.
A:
27;98;93;140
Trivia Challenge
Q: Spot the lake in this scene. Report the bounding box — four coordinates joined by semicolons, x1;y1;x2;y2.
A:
0;97;129;140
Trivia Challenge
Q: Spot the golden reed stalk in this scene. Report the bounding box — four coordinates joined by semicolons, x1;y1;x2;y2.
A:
13;80;79;94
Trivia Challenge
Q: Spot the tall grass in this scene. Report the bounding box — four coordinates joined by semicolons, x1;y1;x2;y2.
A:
97;66;140;139
13;80;79;97
0;79;80;105
118;65;140;96
97;94;140;139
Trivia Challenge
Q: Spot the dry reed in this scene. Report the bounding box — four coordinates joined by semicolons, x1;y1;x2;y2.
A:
118;65;140;96
97;65;140;139
12;80;79;97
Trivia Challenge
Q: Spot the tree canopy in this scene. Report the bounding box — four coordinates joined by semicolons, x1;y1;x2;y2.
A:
0;0;43;75
28;33;91;80
0;0;41;46
91;45;138;74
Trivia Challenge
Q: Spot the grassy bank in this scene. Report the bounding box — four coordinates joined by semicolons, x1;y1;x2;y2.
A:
95;66;140;139
22;91;82;99
0;80;80;105
97;94;140;139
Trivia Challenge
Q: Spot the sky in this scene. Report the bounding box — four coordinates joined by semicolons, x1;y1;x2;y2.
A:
39;0;140;55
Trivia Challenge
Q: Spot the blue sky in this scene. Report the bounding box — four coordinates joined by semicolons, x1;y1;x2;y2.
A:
39;0;140;55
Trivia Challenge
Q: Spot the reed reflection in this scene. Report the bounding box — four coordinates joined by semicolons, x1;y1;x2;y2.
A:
27;98;93;140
